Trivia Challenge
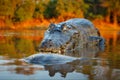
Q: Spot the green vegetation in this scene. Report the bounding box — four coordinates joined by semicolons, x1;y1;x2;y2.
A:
0;0;120;28
14;0;35;21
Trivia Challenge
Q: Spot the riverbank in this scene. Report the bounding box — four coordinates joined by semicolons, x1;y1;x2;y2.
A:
0;18;120;31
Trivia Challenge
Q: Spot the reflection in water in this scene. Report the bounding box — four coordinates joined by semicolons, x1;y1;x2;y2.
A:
101;31;120;50
0;59;44;75
65;44;104;58
22;41;106;80
0;30;120;80
45;62;75;77
0;30;45;58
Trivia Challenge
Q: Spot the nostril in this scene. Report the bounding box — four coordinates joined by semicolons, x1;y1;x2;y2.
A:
39;39;54;48
49;39;52;42
49;45;52;47
40;41;47;48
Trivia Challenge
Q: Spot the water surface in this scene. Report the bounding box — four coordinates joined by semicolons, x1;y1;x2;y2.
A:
0;30;120;80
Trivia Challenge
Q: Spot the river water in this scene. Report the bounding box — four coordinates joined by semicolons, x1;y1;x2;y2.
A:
0;30;120;80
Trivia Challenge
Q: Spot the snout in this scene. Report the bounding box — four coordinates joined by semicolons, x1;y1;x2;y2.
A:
38;39;61;52
39;39;54;48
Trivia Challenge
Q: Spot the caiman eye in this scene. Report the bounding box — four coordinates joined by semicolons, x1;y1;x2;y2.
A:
62;23;71;32
48;23;56;31
63;26;67;31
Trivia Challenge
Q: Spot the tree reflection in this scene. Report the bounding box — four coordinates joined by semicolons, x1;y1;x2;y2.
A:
15;67;35;75
0;36;16;55
15;38;35;54
0;30;43;58
1;59;44;75
0;37;36;58
101;31;120;51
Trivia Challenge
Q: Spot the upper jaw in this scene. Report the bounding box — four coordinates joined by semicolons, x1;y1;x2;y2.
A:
38;41;68;53
38;47;62;53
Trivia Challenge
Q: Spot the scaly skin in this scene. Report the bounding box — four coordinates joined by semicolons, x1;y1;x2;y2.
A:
38;18;105;53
